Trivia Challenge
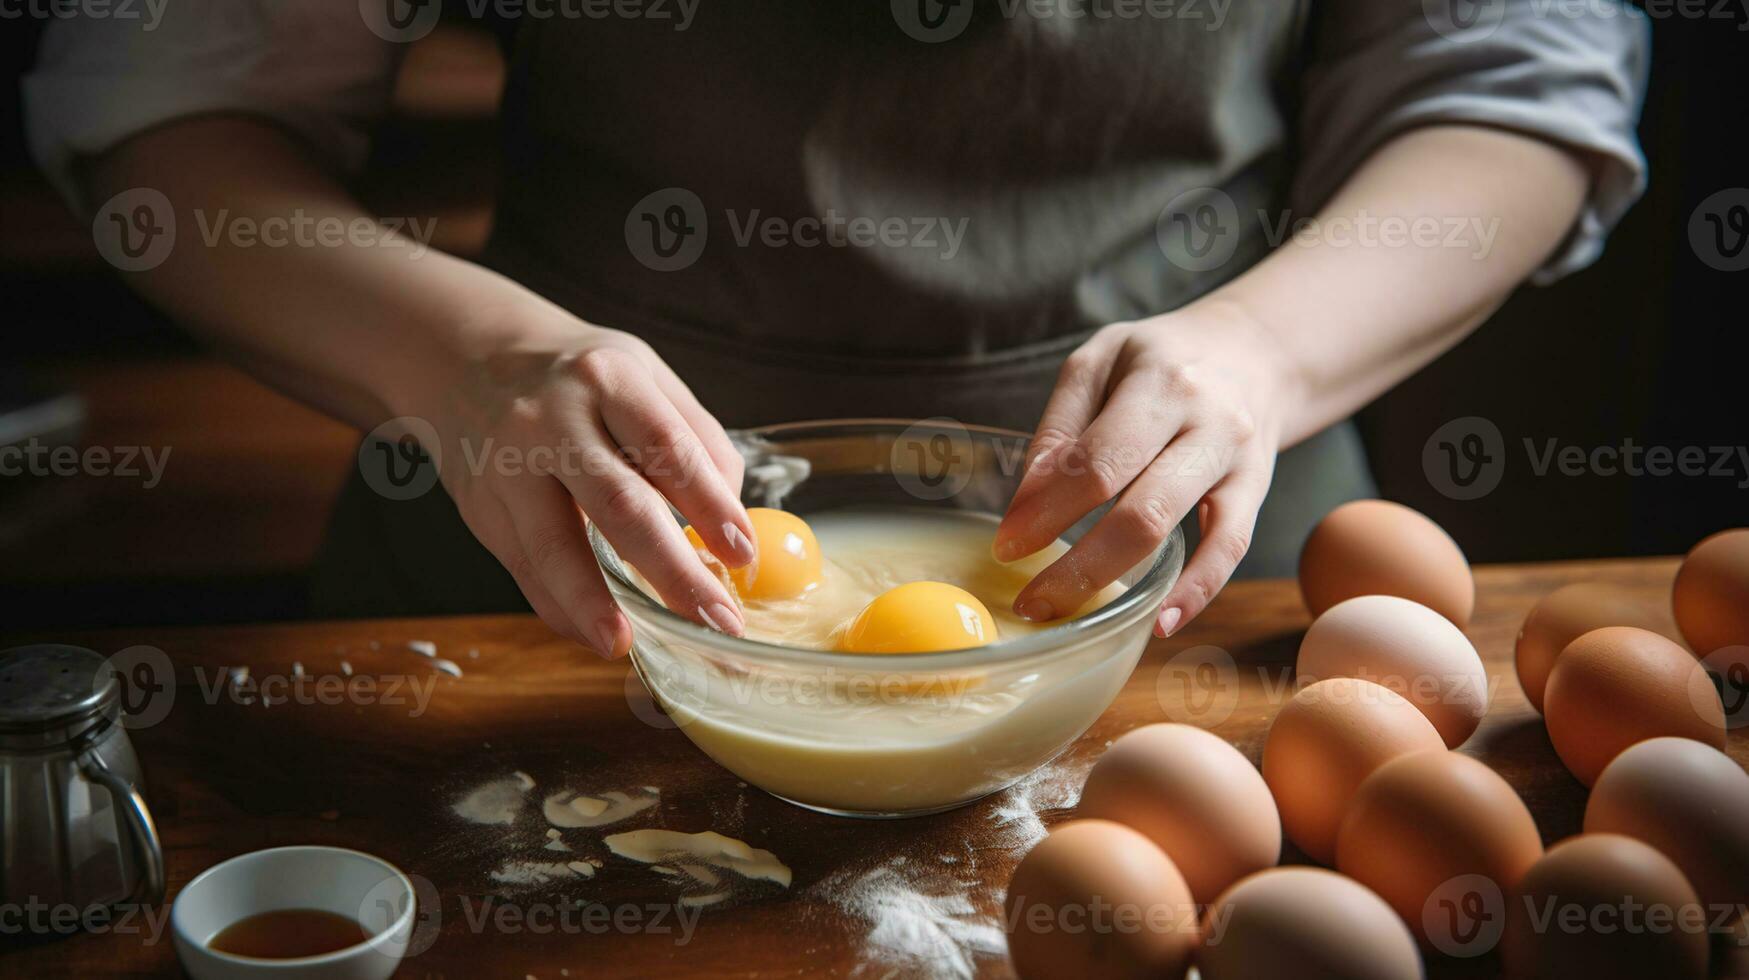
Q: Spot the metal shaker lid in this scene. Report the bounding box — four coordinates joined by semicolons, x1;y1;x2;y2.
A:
0;645;117;734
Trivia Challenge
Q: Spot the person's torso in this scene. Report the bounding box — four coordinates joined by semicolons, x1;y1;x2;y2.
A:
485;1;1307;379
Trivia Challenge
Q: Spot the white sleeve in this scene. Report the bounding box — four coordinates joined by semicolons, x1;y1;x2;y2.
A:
1292;1;1651;284
22;0;401;213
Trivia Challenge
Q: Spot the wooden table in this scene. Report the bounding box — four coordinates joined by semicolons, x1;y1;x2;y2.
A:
5;558;1746;979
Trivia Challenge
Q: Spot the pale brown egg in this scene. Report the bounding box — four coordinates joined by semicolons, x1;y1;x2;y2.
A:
1502;834;1709;980
1515;583;1669;714
1003;819;1199;980
1299;499;1474;627
1262;677;1446;864
1197;867;1422;980
1077;724;1281;906
1298;594;1490;747
1543;627;1726;786
1673;528;1749;658
1585;737;1749;937
1336;750;1543;949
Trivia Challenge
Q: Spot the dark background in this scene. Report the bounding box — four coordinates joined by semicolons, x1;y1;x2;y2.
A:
1;5;1744;630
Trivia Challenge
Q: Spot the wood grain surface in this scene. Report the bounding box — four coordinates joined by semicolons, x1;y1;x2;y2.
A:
3;557;1745;979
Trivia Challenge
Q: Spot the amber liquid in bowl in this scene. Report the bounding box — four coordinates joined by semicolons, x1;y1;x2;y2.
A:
207;909;370;959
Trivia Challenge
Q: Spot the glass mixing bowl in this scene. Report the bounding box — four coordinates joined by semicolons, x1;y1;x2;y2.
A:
590;419;1184;818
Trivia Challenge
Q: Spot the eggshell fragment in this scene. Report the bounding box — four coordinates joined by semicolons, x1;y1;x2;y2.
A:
1197;867;1421;980
1298;499;1474;627
1336;750;1543;948
1502;834;1709;980
1003;820;1198;980
1585;737;1749;936
1078;724;1281;906
1672;528;1749;658
1543;627;1726;786
1515;583;1669;714
1298;594;1489;747
1262;678;1446;864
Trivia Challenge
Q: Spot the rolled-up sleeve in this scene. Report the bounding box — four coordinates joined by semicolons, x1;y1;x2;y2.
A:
1292;1;1651;283
22;0;400;213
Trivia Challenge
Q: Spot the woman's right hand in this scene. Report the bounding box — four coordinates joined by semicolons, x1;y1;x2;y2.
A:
410;315;756;658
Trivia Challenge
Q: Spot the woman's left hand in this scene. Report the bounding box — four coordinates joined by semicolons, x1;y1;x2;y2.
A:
995;300;1303;637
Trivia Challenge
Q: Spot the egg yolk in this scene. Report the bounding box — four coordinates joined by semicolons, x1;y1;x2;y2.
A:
837;582;998;654
686;507;822;601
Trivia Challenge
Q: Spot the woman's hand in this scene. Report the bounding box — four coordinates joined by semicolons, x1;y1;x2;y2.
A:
996;300;1303;637
414;315;756;658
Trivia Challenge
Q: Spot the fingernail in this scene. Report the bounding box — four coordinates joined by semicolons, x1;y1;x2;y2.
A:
1157;606;1183;637
722;521;756;568
698;602;744;637
993;537;1024;563
1016;597;1056;622
591;616;624;659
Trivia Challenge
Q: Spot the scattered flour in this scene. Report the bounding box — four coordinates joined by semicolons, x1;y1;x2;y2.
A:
489;860;586;886
452;773;536;826
811;755;1092;980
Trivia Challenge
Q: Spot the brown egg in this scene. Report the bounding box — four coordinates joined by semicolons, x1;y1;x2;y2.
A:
1078;724;1281;906
1673;528;1749;658
1298;594;1490;747
1585;737;1749;936
1543;627;1726;786
1003;819;1199;980
1198;868;1422;980
1515;583;1670;714
1262;677;1446;864
1502;834;1709;980
1336;750;1543;950
1299;499;1474;627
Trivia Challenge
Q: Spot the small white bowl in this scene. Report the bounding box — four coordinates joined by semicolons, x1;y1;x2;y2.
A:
171;846;415;980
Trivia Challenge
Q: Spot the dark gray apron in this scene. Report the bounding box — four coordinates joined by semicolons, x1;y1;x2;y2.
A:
312;3;1374;618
